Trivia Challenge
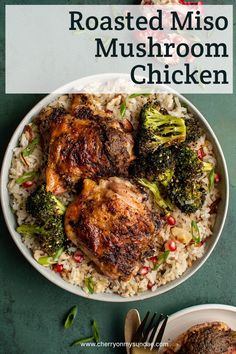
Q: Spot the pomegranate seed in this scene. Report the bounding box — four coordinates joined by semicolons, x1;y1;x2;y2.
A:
149;256;157;263
22;181;33;188
167;240;177;252
73;251;84;263
167;215;176;226
197;148;205;160
139;266;150;276
53;264;63;273
147;281;154;290
214;173;221;183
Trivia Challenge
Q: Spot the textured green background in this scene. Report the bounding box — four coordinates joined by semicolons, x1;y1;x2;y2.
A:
0;1;235;353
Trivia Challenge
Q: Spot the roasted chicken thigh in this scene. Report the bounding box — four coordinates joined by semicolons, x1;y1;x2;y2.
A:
65;177;159;280
163;322;236;354
36;94;135;194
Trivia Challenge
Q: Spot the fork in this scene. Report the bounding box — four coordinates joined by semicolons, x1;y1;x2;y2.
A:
131;311;168;353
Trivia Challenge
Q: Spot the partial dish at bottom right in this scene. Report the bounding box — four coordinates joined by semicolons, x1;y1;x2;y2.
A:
161;304;236;354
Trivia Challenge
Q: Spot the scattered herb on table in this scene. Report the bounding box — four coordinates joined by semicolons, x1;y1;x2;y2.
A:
153;251;170;270
70;319;100;346
22;137;40;157
191;220;201;244
64;306;78;329
92;320;100;344
71;336;94;346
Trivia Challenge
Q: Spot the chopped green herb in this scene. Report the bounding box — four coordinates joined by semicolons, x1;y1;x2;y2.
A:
22;137;40;157
128;93;151;99
120;102;127;118
53;247;64;262
37;256;55;265
37;247;64;266
64;306;78;329
71;336;94;346
16;171;37;184
153;251;170;270
92;320;100;344
208;168;215;191
84;276;94;294
191;221;201;243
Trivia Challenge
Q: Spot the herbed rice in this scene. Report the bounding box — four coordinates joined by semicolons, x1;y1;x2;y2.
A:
8;93;219;297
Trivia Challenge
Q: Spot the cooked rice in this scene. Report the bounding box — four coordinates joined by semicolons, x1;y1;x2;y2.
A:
8;93;219;297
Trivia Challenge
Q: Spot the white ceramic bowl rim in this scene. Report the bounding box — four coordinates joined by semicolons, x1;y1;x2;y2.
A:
0;73;229;302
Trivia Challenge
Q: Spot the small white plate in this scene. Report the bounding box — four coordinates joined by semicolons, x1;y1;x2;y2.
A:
162;304;236;346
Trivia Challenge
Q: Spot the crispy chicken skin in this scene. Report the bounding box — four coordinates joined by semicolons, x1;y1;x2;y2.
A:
65;177;159;280
163;322;236;354
36;95;135;194
46;114;113;194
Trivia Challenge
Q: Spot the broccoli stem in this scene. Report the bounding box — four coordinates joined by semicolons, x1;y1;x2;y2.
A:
138;178;170;212
16;224;47;236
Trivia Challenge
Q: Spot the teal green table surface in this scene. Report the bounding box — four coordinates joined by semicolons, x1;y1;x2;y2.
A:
0;1;236;353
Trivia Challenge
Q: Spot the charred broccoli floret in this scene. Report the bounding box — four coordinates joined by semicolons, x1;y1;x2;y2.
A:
138;178;173;213
167;145;212;214
174;145;212;182
17;216;65;255
185;116;202;143
17;184;66;255
138;101;186;154
26;184;65;221
168;180;206;214
130;146;175;187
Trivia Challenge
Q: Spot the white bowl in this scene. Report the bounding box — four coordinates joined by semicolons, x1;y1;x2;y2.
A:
0;74;229;302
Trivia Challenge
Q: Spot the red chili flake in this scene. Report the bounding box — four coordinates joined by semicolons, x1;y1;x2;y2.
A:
53;264;63;273
22;181;34;188
149;256;158;263
73;251;84;263
139;266;150;276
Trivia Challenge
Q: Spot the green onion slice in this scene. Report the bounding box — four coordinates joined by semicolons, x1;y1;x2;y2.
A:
64;306;78;329
208;168;215;191
84;276;94;294
16;171;37;184
153;251;170;270
92;320;100;344
53;247;64;262
120;102;127;118
71;336;94;346
22;137;40;157
37;256;55;265
191;221;201;243
128;93;151;98
38;247;64;266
